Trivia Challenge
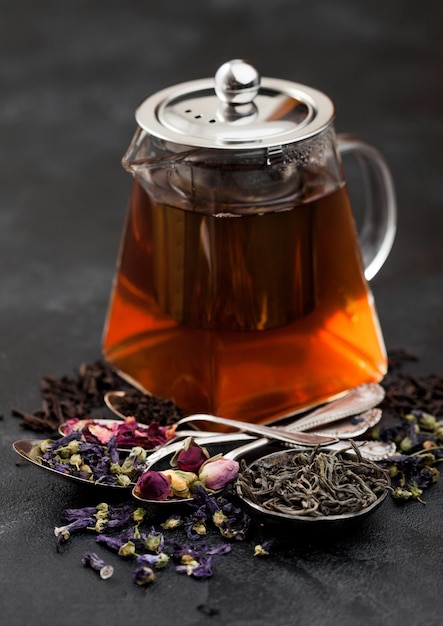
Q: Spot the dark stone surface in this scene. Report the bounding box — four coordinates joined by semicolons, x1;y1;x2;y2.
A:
1;1;442;624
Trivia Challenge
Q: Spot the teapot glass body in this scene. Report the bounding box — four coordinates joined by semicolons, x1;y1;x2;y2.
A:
102;120;394;422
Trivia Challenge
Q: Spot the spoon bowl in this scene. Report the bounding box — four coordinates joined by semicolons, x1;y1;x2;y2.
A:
129;435;395;508
235;447;391;526
130;437;267;506
12;439;134;490
12;433;256;495
104;390;136;420
309;408;383;439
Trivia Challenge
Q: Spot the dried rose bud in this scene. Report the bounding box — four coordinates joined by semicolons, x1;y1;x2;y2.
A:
171;437;210;473
134;470;172;501
161;469;198;498
198;456;239;491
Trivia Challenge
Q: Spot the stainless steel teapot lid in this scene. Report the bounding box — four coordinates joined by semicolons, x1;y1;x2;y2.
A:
135;59;335;150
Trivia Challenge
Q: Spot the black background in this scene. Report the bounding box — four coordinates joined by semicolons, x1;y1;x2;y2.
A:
1;2;442;625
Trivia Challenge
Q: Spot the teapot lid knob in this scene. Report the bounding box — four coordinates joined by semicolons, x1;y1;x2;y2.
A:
214;59;260;105
135;60;335;149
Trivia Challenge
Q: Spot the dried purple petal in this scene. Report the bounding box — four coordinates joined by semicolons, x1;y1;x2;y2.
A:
136;552;170;569
184;510;209;540
191;485;220;514
105;505;134;529
187;486;251;540
62;506;98;522
172;544;200;563
206;543;232;555
176;555;214;579
96;533;126;552
82;552;114;579
107;436;119;464
54;514;96;543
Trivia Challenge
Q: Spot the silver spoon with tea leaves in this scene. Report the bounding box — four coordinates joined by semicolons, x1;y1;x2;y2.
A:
132;435;394;511
234;445;391;526
104;383;385;440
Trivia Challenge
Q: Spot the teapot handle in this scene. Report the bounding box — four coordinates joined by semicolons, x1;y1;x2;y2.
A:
337;134;397;281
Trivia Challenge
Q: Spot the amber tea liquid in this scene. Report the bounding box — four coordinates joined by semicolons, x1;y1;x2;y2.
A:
103;179;386;423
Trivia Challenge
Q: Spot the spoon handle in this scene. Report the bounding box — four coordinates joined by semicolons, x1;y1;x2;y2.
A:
223;437;396;462
177;414;338;446
285;383;385;432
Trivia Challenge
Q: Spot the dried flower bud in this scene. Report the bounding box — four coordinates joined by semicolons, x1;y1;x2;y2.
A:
418;412;438;431
198;456;239;491
254;544;269;557
144;531;164;553
212;510;228;527
400;437;413;452
82;552;114;580
137;552;170;569
161;469;198;498
67;440;82;455
134;470;172;501
132;508;146;523
161;515;182;530
404;413;417;423
253;539;274;557
133;565;156;585
170;437;210;473
191;519;207;536
116;474;132;487
118;540;137;557
40;439;54;454
69;453;83;469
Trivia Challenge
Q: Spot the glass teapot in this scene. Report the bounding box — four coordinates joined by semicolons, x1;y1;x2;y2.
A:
102;59;396;423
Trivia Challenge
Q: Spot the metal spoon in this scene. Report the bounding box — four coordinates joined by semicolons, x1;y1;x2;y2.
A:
235;446;391;526
104;390;146;420
297;408;383;440
12;439;133;489
280;383;385;432
131;436;395;508
132;436;268;506
57;417;252;450
12;432;257;490
104;383;385;438
174;414;338;446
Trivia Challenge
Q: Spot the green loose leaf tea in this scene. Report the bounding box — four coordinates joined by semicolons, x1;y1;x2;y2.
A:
237;444;390;517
